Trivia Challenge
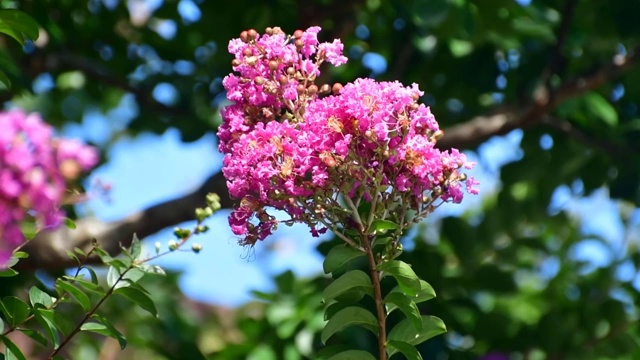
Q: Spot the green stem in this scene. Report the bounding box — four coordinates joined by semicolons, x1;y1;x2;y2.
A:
362;233;387;360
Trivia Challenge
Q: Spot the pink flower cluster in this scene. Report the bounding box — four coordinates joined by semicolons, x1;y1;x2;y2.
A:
0;110;98;267
218;27;479;245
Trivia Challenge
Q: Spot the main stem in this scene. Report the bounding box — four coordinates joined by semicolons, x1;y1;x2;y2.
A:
362;234;387;360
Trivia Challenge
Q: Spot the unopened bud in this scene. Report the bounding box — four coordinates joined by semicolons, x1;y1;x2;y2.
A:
297;84;306;95
269;60;278;71
247;29;258;41
231;59;242;67
173;227;191;239
240;30;248;43
332;82;343;95
308;84;318;96
243;47;253;57
155;242;161;254
168;240;178;251
206;193;221;210
295;38;304;50
265;27;273;35
254;76;265;85
319;84;331;95
293;29;304;39
191;243;203;254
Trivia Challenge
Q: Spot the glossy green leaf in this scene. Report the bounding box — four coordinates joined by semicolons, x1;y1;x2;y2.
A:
107;266;144;289
56;279;91;311
323;245;365;274
82;314;126;349
0;268;18;277
321;306;378;344
0;10;39;45
0;297;31;327
378;260;421;296
388;315;446;355
384;292;422;331
2;336;26;360
327;350;376;360
387;340;423;360
32;308;60;348
114;286;157;317
29;286;54;307
387;280;436;306
323;270;373;303
369;220;399;234
69;277;105;295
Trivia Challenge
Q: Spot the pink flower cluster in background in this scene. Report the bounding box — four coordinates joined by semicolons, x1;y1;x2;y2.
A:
218;27;479;245
0;110;98;267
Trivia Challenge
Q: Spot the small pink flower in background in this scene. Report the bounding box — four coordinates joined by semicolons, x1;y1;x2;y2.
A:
0;110;98;267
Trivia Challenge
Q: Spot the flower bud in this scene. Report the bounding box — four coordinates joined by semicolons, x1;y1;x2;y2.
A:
247;29;257;41
243;47;253;57
240;30;248;42
191;243;203;253
332;82;343;95
206;193;221;210
254;76;265;85
295;38;304;50
319;84;331;95
168;240;178;251
231;59;241;67
155;241;161;254
293;29;303;39
265;27;273;35
269;60;278;71
308;84;318;96
173;227;191;239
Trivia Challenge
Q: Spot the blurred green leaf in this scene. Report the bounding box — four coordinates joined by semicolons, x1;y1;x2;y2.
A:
388;315;446;356
323;245;365;274
323;270;373;303
114;286;157;317
0;10;39;45
387;340;423;360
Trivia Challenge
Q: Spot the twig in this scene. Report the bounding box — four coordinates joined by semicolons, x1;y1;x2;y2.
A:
362;233;386;360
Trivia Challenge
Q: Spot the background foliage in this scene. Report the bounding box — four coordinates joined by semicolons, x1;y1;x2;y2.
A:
1;0;640;358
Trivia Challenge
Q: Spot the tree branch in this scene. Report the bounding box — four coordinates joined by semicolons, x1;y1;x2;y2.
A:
19;44;640;271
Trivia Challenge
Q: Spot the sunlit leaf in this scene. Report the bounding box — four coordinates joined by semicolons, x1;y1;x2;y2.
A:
0;10;39;45
323;245;365;274
323;270;373;303
388;315;446;356
378;260;421;296
29;286;54;307
321;306;378;344
387;340;423;360
384;292;422;331
114;287;157;317
56;279;91;311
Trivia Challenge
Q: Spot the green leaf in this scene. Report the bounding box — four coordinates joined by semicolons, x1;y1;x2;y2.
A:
0;297;31;327
369;220;399;234
0;10;39;45
0;268;18;277
114;287;157;317
63;218;76;229
378;260;421;296
384;292;422;331
323;270;372;303
387;340;423;360
323;245;365;274
128;234;142;260
2;336;27;360
56;280;91;311
387;280;436;306
388;315;446;356
81;314;126;349
138;264;166;276
29;287;54;307
32;308;60;348
107;266;144;289
18;329;48;347
0;318;3;333
69;277;105;295
327;350;377;360
321;306;378;344
584;92;618;127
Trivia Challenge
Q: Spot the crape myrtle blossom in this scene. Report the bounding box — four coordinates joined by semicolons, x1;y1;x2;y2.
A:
218;27;478;246
0;110;98;267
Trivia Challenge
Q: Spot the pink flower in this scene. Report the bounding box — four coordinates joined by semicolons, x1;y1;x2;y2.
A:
0;110;98;268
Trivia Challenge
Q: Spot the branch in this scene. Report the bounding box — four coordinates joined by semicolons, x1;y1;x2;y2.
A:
437;44;640;150
19;44;640;271
18;171;232;270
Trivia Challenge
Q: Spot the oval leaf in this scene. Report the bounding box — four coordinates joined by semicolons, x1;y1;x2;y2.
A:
327;350;377;360
323;270;373;303
29;287;54;308
321;306;378;344
369;220;399;234
82;314;126;349
0;297;31;327
114;287;157;317
388;315;446;352
387;340;423;360
378;260;421;296
0;10;39;45
384;292;422;331
388;280;436;306
2;336;27;360
56;280;91;312
323;245;365;274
